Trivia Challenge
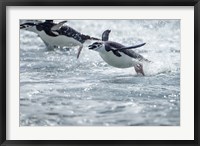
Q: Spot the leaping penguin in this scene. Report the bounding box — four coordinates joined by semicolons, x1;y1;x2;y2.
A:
20;20;100;58
88;30;151;76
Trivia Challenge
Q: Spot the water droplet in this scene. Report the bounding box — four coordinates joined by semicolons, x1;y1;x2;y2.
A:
169;99;175;103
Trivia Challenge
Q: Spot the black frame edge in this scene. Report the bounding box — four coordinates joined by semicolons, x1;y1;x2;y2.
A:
0;1;6;146
0;0;198;6
194;1;198;145
194;1;200;146
1;0;199;146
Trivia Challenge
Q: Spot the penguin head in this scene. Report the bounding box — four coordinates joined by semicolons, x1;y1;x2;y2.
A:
20;22;38;32
20;20;55;33
88;42;105;52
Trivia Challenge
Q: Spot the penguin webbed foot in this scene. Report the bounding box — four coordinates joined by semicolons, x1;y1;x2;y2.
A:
134;64;145;76
77;46;83;59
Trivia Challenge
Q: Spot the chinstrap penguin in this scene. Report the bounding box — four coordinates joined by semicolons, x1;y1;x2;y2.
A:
88;30;151;76
20;20;100;58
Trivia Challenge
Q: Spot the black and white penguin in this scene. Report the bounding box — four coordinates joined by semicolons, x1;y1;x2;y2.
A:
20;20;100;58
88;30;151;76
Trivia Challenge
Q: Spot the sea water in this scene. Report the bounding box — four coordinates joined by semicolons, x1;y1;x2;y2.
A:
20;20;180;126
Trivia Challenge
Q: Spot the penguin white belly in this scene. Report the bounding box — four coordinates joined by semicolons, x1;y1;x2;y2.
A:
38;31;82;47
99;51;137;68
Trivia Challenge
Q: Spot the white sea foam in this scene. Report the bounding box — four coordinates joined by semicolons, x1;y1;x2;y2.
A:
20;20;180;126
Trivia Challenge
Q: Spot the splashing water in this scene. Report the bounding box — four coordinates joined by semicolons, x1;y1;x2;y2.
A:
20;20;180;126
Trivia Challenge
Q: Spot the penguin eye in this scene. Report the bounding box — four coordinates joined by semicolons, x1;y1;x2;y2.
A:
27;23;35;26
22;24;27;28
21;23;36;29
92;42;102;48
22;25;27;28
26;25;32;28
98;44;102;47
93;42;99;45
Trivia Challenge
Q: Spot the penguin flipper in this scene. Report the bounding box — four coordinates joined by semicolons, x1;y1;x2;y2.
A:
51;20;67;32
118;43;146;50
113;50;122;57
105;43;112;51
102;30;111;41
122;49;151;62
104;43;121;57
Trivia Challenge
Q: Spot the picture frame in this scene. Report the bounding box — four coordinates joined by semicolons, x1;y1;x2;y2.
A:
0;0;199;145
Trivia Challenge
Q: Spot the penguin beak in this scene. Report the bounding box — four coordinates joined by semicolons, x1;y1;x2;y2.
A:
88;45;95;50
20;24;26;29
20;22;36;29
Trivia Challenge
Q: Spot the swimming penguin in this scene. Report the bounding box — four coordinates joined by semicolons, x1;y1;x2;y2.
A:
88;30;151;76
20;20;100;58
